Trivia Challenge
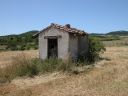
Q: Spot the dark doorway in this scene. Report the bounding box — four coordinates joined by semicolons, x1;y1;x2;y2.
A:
48;38;58;58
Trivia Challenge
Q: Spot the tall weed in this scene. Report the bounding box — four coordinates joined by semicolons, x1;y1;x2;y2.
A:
0;54;79;83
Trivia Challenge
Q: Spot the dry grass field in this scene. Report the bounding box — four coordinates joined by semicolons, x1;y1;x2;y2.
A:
0;46;128;96
0;50;38;68
103;36;128;47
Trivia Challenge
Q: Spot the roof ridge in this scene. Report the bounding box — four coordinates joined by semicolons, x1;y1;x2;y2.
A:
33;23;88;37
52;23;86;33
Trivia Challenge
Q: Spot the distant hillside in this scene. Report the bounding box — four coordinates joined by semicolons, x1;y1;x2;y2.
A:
1;30;128;51
107;31;128;35
89;33;105;36
89;31;128;41
19;30;38;37
89;31;128;36
0;30;39;50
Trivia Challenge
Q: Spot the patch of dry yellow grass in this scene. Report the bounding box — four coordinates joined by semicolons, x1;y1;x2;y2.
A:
103;36;128;47
0;50;38;68
0;47;128;96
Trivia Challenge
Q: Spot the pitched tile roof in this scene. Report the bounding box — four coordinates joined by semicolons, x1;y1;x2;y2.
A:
33;23;88;37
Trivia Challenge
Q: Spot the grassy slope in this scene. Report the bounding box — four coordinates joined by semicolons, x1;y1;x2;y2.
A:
0;46;128;96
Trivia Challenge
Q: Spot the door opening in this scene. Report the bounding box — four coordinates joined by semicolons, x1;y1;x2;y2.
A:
48;38;58;58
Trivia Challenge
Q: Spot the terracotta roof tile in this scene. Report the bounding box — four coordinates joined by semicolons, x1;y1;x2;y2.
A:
33;23;88;37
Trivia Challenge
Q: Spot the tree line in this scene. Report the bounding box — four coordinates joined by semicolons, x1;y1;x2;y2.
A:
0;30;38;50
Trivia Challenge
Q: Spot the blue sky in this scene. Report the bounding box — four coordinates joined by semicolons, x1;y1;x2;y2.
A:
0;0;128;36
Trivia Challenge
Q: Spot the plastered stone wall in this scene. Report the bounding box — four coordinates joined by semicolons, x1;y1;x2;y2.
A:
39;27;69;59
69;35;78;59
78;36;89;56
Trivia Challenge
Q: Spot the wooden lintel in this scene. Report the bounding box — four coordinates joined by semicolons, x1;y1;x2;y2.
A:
44;35;62;39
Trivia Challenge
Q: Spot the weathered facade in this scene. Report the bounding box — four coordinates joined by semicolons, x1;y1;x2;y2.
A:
34;23;88;60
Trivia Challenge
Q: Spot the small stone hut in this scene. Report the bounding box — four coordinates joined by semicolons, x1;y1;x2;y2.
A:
34;23;89;60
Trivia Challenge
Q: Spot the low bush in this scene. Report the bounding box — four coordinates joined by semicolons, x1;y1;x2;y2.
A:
78;36;106;63
86;36;106;63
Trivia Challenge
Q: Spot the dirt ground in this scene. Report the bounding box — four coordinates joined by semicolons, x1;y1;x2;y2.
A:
0;47;128;96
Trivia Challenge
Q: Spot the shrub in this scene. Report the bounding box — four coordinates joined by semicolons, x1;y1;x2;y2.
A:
77;36;106;63
86;36;106;63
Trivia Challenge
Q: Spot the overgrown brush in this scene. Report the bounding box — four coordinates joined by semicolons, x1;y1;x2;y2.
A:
88;37;106;62
0;53;38;83
0;54;78;83
83;36;106;63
